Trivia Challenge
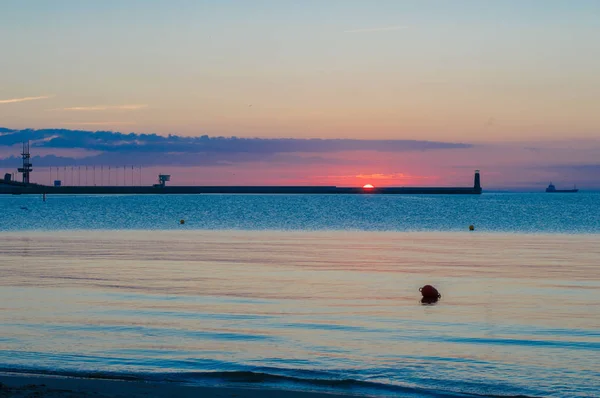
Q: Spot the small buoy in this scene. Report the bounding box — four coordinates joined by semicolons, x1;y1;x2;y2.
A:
421;296;439;305
469;225;475;231
419;285;441;300
180;219;185;225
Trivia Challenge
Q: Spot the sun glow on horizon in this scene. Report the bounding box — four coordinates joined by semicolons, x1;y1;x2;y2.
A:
363;184;374;189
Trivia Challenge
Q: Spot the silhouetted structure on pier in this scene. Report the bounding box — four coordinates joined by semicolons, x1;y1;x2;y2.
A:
17;141;33;184
1;143;483;195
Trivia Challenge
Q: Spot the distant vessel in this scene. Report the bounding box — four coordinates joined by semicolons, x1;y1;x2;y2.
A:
545;183;578;193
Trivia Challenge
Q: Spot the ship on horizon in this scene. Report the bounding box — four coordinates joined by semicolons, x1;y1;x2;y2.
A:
545;183;579;193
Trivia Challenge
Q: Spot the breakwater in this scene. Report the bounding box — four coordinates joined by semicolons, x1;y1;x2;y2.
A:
0;184;481;195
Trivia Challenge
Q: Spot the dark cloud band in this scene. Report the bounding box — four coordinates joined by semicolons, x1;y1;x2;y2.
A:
0;127;471;167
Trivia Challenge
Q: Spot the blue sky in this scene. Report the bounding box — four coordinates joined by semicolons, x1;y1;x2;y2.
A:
1;1;599;187
2;0;598;139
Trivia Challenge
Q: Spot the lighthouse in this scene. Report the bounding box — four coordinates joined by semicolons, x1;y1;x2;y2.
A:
474;170;481;192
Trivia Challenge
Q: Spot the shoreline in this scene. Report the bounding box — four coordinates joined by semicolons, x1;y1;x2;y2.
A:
0;373;366;398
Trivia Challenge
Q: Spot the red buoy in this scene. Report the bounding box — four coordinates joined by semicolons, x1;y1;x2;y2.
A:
419;285;441;299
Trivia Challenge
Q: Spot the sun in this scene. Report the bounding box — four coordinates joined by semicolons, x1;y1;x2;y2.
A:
363;184;374;189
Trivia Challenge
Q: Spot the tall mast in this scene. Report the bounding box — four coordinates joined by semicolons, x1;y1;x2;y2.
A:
18;141;33;184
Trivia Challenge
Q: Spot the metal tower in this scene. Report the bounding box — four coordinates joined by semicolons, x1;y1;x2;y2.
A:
17;141;33;184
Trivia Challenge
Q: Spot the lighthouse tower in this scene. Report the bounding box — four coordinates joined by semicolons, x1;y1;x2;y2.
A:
474;170;481;192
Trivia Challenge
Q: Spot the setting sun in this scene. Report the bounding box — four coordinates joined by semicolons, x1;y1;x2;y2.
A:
363;184;374;189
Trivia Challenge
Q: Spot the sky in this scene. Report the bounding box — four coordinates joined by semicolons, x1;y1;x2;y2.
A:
1;1;599;188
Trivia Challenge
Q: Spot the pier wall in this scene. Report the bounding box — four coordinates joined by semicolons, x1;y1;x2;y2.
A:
0;184;482;195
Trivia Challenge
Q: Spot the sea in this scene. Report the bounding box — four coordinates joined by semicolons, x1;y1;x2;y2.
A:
1;193;599;397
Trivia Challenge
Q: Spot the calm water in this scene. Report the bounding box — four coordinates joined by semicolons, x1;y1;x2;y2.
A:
0;192;599;233
1;194;599;397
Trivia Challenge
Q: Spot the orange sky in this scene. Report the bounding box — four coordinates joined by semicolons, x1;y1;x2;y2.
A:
1;1;599;143
0;2;599;189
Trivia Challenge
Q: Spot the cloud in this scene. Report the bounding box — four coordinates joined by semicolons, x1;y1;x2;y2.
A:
355;173;434;180
344;26;408;33
58;104;148;111
0;127;472;167
303;172;439;185
1;128;598;189
544;164;600;173
0;127;471;154
60;122;137;126
0;95;53;104
0;153;269;168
